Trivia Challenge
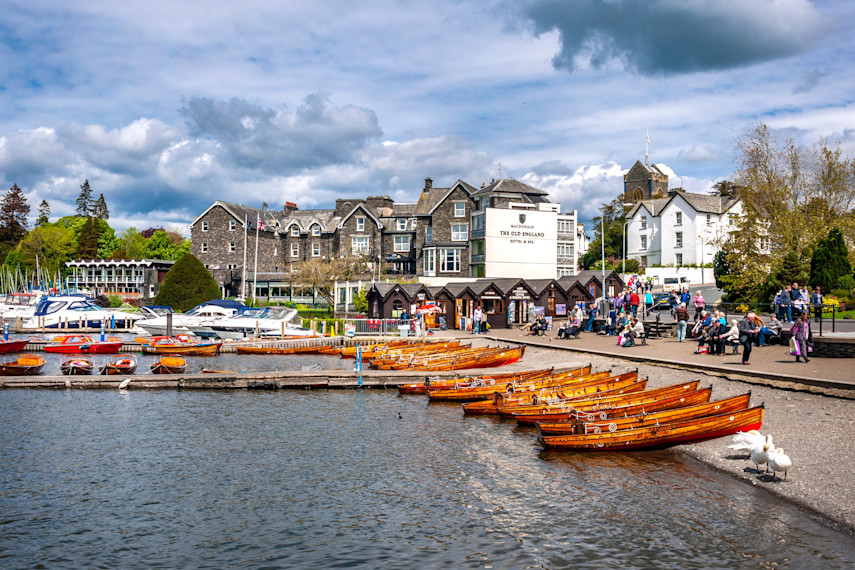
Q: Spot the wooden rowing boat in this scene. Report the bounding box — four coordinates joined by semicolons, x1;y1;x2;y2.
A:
537;406;764;451
380;345;525;371
497;377;648;419
142;336;221;356
398;367;556;395
429;365;593;403
510;381;702;424
366;341;467;365
0;353;45;376
150;355;187;374
537;393;752;436
235;341;338;355
99;355;138;375
320;340;407;357
534;387;714;433
60;355;94;375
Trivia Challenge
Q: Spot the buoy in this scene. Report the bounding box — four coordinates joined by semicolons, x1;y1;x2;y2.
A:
118;378;131;390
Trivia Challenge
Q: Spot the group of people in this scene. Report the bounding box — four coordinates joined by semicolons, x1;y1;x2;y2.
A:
774;282;823;323
555;303;599;339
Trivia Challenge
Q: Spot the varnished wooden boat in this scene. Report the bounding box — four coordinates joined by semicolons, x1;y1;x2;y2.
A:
379;345;525;371
365;341;467;364
142;336;221;356
398;367;556;395
429;365;594;403
60;355;94;375
99;355;138;375
538;405;764;451
509;380;702;423
532;387;714;431
235;341;338;355
537;393;752;436
150;355;187;374
497;377;648;419
0;353;45;376
320;340;407;357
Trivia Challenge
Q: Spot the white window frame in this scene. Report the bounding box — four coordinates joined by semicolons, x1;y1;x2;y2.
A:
451;223;468;242
557;219;573;233
201;242;208;253
453;202;466;218
706;213;712;225
675;212;682;226
425;226;433;243
201;221;208;232
676;253;683;266
311;225;321;236
229;220;236;231
640;235;647;251
352;236;369;254
291;244;299;258
291;225;299;237
227;263;238;270
394;235;410;252
396;218;407;231
640;216;647;230
312;243;320;257
557;243;572;257
229;242;236;253
440;248;461;272
423;248;436;276
675;232;683;248
356;217;365;232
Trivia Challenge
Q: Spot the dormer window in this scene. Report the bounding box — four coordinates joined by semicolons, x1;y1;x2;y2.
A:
291;226;299;237
312;225;321;236
396;218;407;231
357;217;365;232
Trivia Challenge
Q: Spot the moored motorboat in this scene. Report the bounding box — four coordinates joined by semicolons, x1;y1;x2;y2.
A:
142;336;221;356
150;355;187;374
99;355;138;375
45;335;124;354
23;295;141;330
0;338;31;353
0;353;45;375
60;355;95;375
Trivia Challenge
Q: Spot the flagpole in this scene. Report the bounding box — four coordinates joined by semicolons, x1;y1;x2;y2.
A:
241;213;248;300
252;213;260;305
645;130;649;165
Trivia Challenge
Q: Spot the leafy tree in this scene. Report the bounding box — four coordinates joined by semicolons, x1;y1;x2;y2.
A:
4;249;23;270
713;250;731;289
352;288;368;314
36;200;50;226
809;227;851;293
291;254;372;306
580;196;629;270
141;227;164;239
76;180;94;217
143;230;176;260
20;225;76;276
115;227;148;259
98;225;120;259
711;180;740;197
154;254;221;311
77;217;100;259
92;193;109;220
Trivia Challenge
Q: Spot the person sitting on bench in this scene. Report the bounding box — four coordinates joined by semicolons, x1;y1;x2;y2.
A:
558;314;582;339
624;316;645;346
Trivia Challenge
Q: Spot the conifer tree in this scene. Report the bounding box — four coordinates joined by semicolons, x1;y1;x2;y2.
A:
37;200;50;226
154;254;221;310
93;193;109;220
76;180;94;217
0;184;30;242
76;216;100;259
809;227;851;293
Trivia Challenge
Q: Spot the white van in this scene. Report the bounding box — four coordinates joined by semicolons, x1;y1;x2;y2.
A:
663;277;689;292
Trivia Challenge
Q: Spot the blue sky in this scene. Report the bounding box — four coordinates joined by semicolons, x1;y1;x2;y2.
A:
1;0;853;233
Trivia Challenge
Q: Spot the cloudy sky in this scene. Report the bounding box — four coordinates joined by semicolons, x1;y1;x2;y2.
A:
1;0;853;233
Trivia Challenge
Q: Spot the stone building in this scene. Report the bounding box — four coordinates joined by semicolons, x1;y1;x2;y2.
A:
623;160;669;203
190;177;586;299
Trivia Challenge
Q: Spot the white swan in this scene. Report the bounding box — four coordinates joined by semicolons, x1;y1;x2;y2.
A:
728;430;764;454
749;435;775;473
118;378;131;390
768;448;792;481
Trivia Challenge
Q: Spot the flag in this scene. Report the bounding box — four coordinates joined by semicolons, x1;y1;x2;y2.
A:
257;215;263;230
646;130;650;145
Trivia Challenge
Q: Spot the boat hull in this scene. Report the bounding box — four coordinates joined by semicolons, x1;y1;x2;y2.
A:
0;354;45;376
0;339;30;353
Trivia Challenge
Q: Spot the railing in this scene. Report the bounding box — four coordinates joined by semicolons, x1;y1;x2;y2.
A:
338;318;421;337
470;229;485;239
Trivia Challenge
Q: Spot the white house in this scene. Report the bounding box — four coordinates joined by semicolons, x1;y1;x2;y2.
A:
626;189;741;269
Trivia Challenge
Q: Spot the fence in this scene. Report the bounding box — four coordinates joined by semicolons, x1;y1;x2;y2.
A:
336;318;422;338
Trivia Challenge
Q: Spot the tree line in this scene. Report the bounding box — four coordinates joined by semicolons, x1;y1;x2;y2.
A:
0;180;191;281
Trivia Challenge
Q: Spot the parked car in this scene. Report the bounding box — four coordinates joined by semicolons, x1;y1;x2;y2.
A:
650;293;673;311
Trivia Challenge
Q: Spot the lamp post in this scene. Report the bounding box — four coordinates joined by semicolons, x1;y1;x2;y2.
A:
622;220;629;278
600;213;606;297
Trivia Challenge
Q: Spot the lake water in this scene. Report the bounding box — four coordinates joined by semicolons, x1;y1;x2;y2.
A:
1;390;852;568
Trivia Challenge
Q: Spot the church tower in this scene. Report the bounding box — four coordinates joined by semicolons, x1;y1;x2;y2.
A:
623;160;669;204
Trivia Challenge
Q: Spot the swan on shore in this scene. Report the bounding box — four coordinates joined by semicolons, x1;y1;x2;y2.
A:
118;378;131;390
749;435;775;473
769;448;792;481
728;430;764;455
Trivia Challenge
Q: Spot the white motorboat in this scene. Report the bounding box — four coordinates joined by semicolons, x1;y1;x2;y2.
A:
0;292;42;321
134;299;246;337
195;306;314;339
23;295;143;330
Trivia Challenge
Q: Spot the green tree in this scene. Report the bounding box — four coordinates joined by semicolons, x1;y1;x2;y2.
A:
352;288;368;313
20;225;76;276
97;225;120;259
0;184;31;257
36;200;50;226
115;227;148;259
809;227;851;293
76;180;94;217
291;254;372;306
143;230;176;260
713;250;731;290
77;217;100;259
154;254;221;311
580;196;629;270
92;193;109;220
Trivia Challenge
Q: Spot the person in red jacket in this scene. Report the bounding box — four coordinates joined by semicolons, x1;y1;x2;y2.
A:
629;291;640;317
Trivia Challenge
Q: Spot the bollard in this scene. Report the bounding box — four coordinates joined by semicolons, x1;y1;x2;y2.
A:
100;321;106;342
356;343;363;386
3;322;7;341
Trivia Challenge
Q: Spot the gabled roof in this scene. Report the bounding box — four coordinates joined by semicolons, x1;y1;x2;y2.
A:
471;178;548;200
627;197;671;219
190;201;340;233
337;202;382;230
624;160;668;178
413;180;477;216
627;190;741;218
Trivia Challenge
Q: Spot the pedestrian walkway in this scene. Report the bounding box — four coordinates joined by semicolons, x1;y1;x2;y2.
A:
450;327;855;393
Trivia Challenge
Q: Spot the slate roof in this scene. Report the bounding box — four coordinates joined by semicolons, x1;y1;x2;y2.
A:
627;190;739;218
472;178;548;199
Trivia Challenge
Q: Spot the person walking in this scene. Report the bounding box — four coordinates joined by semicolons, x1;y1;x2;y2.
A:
585;302;598;332
811;286;823;323
693;291;705;321
738;311;761;365
472;306;482;334
674;302;690;342
791;312;812;363
780;285;793;322
629;290;640;317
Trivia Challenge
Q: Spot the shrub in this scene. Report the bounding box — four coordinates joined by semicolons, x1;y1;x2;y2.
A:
830;289;849;300
823;296;841;315
154;254;221;312
837;275;855;291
